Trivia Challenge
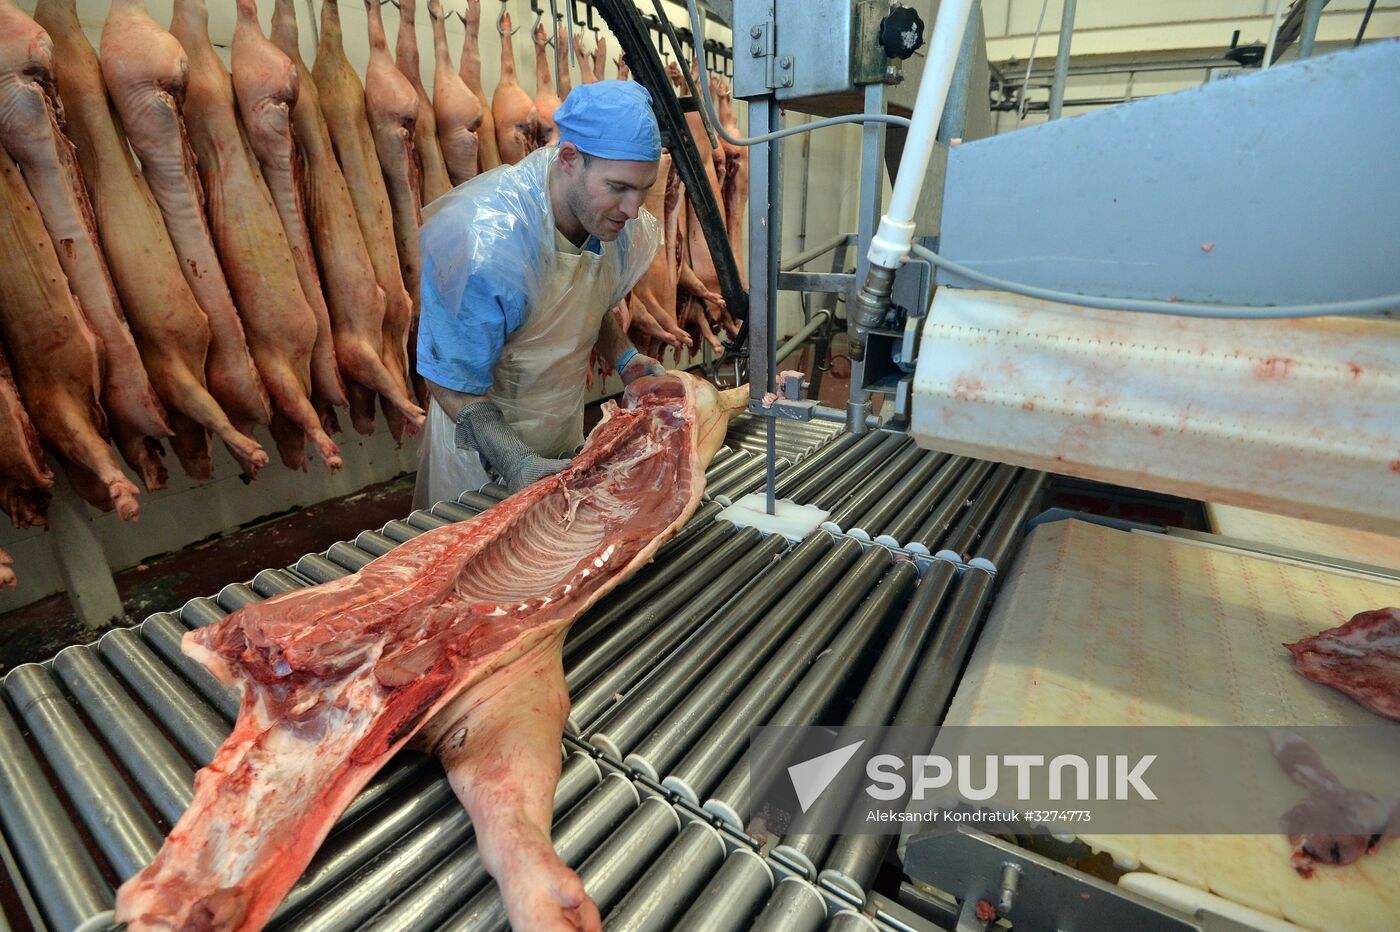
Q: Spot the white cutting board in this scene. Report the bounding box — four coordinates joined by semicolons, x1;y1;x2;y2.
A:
941;520;1400;931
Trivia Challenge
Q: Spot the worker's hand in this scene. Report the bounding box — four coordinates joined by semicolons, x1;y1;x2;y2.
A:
504;454;572;494
619;352;666;386
455;400;572;495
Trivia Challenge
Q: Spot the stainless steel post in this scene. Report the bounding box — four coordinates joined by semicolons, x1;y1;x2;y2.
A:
847;83;887;433
1047;0;1077;120
1300;0;1325;57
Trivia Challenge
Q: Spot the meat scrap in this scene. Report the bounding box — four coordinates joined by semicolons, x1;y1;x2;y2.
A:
1286;607;1400;722
115;373;747;931
1270;730;1399;877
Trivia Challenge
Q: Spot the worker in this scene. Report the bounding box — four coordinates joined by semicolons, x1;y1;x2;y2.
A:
414;80;666;510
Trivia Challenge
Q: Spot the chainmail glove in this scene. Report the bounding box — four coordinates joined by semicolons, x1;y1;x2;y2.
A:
455;400;571;494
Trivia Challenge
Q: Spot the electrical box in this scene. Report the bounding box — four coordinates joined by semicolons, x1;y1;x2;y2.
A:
732;0;938;115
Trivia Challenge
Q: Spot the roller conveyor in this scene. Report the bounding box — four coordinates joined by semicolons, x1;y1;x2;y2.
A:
0;420;1052;932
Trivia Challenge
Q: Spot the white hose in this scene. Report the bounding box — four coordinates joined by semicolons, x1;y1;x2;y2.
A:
910;243;1400;319
867;0;976;269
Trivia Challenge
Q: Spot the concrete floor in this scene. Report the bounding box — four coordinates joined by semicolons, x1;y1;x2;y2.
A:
0;476;417;676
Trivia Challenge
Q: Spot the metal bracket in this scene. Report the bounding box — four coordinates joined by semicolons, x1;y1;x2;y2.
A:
904;828;1198;932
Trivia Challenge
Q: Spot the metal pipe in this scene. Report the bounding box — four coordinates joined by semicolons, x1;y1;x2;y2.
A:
406;510;451;531
296;552;352;584
775;561;960;870
335;754;435;831
700;451;757;489
1356;0;1378;44
709;454;792;501
1299;0;1325;58
656;501;724;559
878;455;972;547
786;432;898;504
936;464;1021;558
781;233;853;272
908;460;995;552
770;433;859;498
585;532;834;759
574;796;681;916
429;501;480;523
273;771;455;922
826;909;878;931
567;534;789;732
774;310;830;366
379;519;424;542
97;627;227;765
4;666;162;880
818;569;996;898
0;697;112;930
853;452;951;542
704;561;919;828
1047;0;1078;120
776;432;882;500
673;847;774;932
252;567;309;596
439;773;641;932
355;526;400;554
625;538;866;780
140;614;239;719
1263;0;1289;68
605;820;727;931
663;547;893;804
811;434;911;511
480;482;510;500
217;582;260;611
0;823;42;932
565;523;740;662
295;752;599;932
1013;56;1244;81
751;875;827;931
565;526;756;685
180;595;227;628
52;646;194;824
457;490;501;512
823;443;927;530
323;540;379;571
973;470;1048;569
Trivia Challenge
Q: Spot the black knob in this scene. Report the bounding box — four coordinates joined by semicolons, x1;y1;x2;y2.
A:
879;6;925;61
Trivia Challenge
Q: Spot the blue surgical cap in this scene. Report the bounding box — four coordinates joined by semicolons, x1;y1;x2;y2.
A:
554;80;662;162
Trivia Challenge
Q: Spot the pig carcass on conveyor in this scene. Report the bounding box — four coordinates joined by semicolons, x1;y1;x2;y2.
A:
113;374;744;931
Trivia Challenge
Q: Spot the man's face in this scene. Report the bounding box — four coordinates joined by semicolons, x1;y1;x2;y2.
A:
566;154;660;241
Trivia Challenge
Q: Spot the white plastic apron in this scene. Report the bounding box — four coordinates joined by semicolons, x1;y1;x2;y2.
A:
415;244;616;509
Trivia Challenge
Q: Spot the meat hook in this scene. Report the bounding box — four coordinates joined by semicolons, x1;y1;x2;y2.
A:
497;0;518;35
